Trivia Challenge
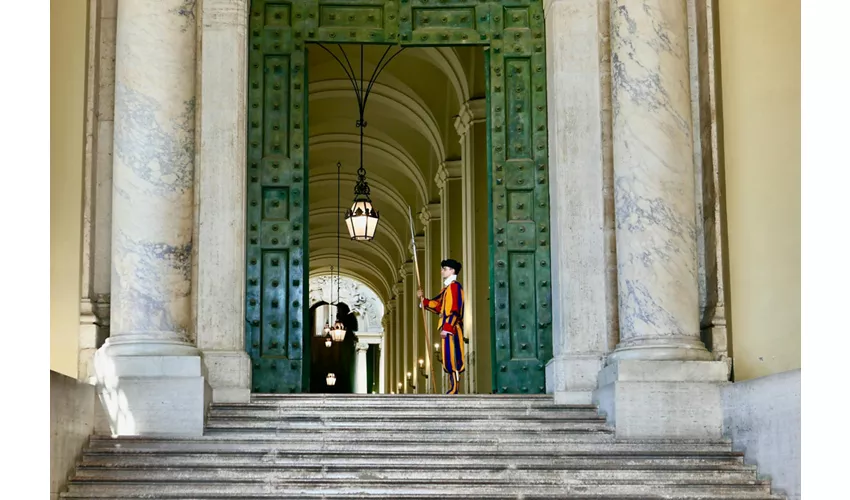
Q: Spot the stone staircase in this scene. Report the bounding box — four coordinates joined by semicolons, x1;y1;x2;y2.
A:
61;394;783;499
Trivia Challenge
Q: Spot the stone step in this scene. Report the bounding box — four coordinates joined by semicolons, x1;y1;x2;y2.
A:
62;480;778;499
234;394;578;410
203;418;611;432
85;437;738;455
72;464;761;484
79;452;748;469
250;394;557;401
207;407;602;418
201;428;614;440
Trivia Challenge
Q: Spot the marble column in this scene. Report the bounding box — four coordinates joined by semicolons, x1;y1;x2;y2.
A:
80;0;117;383
396;275;408;393
593;0;725;439
436;161;464;263
454;99;486;394
418;204;441;394
412;238;425;393
607;0;711;362
384;300;395;393
354;341;369;394
195;0;252;403
94;0;207;436
435;161;463;394
543;0;616;405
402;262;415;393
377;338;385;394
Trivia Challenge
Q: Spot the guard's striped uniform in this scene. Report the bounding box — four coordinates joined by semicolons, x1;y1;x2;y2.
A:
422;281;466;394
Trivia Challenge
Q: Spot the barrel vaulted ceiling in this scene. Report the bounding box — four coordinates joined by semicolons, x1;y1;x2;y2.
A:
307;45;485;303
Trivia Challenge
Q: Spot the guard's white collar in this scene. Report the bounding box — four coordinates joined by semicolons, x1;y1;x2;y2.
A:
443;275;457;286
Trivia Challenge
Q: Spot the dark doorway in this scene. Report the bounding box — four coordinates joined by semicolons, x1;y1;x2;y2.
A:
309;302;357;393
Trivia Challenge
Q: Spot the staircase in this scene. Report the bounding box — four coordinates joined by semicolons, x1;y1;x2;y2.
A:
62;394;783;499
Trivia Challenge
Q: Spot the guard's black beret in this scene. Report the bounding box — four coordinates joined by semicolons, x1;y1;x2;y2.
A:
440;259;462;274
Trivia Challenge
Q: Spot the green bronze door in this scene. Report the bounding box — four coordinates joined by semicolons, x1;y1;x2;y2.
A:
486;2;552;393
246;1;310;393
246;0;551;394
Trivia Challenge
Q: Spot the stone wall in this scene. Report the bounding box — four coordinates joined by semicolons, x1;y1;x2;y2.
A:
722;369;801;500
50;371;96;500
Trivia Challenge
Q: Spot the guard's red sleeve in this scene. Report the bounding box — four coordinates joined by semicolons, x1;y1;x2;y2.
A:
422;294;441;314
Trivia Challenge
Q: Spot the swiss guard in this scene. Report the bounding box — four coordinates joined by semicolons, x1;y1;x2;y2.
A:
417;259;466;395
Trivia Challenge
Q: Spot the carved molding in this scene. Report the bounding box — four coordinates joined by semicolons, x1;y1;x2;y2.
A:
309;275;384;333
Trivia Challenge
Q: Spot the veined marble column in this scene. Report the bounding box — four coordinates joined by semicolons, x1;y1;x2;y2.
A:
94;0;207;436
608;0;711;362
354;341;369;394
594;0;725;440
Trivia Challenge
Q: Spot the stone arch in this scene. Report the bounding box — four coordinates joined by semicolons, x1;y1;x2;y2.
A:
309;274;385;334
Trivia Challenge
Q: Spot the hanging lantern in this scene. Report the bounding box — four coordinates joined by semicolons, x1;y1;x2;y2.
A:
330;320;347;342
326;373;337;386
345;165;379;241
316;43;404;242
324;336;333;348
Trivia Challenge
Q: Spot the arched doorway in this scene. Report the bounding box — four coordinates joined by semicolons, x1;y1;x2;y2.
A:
307;274;385;393
308;301;357;394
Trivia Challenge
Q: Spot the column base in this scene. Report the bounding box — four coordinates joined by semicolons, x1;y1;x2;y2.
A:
607;337;714;363
546;353;605;404
593;359;728;439
202;350;252;403
94;344;210;436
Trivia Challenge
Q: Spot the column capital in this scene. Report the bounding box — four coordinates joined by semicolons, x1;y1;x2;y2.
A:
435;160;462;191
355;341;370;353
391;284;402;297
418;203;442;227
414;235;425;251
402;261;415;275
454;107;473;138
454;98;487;138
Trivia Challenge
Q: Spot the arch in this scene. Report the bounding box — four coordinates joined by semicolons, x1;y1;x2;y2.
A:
310;248;394;298
309;171;413;224
310;133;428;204
404;47;470;108
310;267;388;304
310;232;398;283
308;207;406;263
309;274;385;334
310;80;445;163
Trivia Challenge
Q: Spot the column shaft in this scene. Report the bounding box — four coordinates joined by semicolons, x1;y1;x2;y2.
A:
593;0;725;440
108;0;198;352
355;342;369;394
95;0;206;436
544;0;614;404
195;0;252;403
402;264;415;393
609;0;710;361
